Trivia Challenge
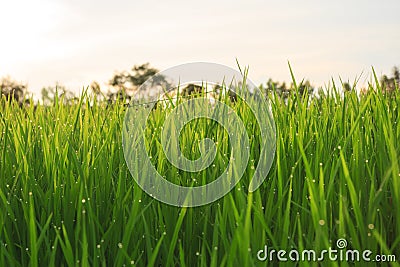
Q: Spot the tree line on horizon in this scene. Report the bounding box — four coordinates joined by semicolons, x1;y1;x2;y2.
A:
1;63;399;106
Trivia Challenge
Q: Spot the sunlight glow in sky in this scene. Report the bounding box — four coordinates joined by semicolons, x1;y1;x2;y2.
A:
1;0;399;95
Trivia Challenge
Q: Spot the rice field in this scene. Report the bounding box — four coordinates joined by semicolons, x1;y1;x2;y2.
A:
0;74;399;266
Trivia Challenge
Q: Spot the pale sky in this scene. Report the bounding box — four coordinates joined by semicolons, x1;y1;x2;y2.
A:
1;0;399;95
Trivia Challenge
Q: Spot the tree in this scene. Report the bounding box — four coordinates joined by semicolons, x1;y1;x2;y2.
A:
108;63;169;103
41;84;77;105
90;81;101;95
0;76;28;105
261;79;289;99
262;78;314;100
342;82;352;92
297;80;314;96
381;66;399;93
393;66;400;82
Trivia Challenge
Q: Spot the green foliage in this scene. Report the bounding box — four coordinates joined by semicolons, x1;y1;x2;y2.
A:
0;79;399;266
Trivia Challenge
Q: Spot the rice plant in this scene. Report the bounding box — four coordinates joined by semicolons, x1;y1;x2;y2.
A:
0;73;399;266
